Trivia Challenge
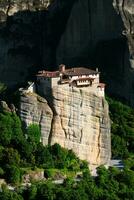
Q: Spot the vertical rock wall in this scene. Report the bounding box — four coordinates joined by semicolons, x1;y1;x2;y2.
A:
45;85;111;168
20;86;111;169
55;0;123;66
0;0;52;86
112;0;134;105
20;91;53;145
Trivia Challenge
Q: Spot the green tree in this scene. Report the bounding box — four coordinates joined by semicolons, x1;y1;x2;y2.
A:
5;165;21;185
0;167;4;177
0;82;7;94
49;144;80;170
36;181;56;200
18;138;35;165
27;184;37;200
27;124;41;144
3;148;20;166
55;186;69;200
0;112;13;146
112;135;129;158
11;113;24;144
0;185;23;200
107;97;134;158
35;143;54;168
0;111;25;149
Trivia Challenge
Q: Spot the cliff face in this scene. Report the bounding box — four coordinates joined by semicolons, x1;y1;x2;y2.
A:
20;91;53;144
0;0;52;86
112;0;134;105
113;0;134;57
20;86;111;168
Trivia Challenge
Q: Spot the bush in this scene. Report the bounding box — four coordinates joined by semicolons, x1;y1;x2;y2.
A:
0;167;4;176
27;124;41;144
5;165;22;185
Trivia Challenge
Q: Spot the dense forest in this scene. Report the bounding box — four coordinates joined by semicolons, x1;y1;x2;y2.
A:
0;85;134;199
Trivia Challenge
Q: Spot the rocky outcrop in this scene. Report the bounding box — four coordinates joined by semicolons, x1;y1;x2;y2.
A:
20;86;111;169
23;169;45;183
0;101;16;112
20;90;53;144
0;101;11;112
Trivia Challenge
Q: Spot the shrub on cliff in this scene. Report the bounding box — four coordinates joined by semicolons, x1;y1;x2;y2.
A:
27;124;41;144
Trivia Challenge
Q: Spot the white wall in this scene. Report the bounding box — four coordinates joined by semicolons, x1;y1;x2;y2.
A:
27;82;36;93
70;74;99;84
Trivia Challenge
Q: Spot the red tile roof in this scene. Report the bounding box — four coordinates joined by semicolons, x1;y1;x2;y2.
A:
63;67;99;76
36;71;59;78
36;67;99;78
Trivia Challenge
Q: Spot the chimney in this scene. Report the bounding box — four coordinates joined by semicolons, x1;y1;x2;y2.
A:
59;64;65;72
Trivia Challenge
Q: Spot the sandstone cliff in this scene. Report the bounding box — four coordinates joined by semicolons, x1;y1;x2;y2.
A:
20;90;53;144
20;86;111;169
